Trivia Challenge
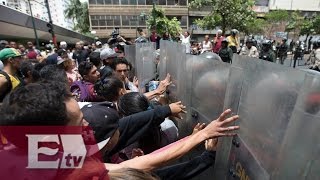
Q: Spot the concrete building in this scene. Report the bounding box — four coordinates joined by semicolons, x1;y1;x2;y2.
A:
5;0;74;30
269;0;320;12
88;0;188;39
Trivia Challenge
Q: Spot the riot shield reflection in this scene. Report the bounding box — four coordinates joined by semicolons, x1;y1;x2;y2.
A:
124;45;136;81
214;55;307;179
135;42;156;92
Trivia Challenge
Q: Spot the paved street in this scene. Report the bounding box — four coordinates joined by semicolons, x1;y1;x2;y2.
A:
276;54;309;69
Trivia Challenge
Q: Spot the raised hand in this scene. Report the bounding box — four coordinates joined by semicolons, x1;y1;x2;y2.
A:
201;109;239;139
169;101;187;119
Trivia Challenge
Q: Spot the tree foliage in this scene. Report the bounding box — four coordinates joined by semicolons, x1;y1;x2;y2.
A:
146;7;182;37
243;18;267;35
264;9;289;38
64;0;90;34
189;0;256;34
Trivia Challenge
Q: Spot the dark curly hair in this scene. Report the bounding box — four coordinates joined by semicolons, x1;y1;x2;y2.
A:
110;58;129;71
95;76;123;102
0;81;72;126
78;61;94;78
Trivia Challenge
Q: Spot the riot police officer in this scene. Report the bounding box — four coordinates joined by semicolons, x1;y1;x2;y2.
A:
277;38;289;65
219;38;233;63
306;39;320;71
259;40;276;62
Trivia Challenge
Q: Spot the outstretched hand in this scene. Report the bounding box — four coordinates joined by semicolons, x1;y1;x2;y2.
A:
156;73;172;95
201;109;239;139
169;101;187;119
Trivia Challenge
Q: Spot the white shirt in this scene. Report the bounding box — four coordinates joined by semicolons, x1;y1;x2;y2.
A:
201;41;212;53
180;34;191;54
240;46;259;58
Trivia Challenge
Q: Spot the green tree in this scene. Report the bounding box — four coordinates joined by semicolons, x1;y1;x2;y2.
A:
264;9;289;38
285;11;304;39
64;0;90;34
146;7;182;37
189;0;256;34
243;18;267;35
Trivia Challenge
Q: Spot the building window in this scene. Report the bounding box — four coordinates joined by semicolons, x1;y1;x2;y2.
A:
138;0;145;5
181;16;187;26
159;0;166;5
179;0;186;5
99;20;106;26
121;0;129;4
114;16;121;26
91;20;99;26
129;0;137;5
113;0;120;4
105;0;112;4
97;0;104;4
146;0;153;5
167;0;175;5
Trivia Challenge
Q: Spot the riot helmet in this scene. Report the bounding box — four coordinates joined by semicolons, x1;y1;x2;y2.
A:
313;38;320;49
231;29;239;36
262;40;272;51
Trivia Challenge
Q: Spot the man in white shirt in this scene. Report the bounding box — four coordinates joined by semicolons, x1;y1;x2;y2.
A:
240;39;259;58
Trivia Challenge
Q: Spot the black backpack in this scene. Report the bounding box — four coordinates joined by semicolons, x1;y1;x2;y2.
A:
0;71;12;102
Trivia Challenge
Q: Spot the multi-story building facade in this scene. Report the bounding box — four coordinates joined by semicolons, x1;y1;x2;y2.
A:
88;0;188;38
4;0;74;30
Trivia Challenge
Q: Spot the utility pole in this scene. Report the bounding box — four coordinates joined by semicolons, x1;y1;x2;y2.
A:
44;0;56;47
27;0;40;49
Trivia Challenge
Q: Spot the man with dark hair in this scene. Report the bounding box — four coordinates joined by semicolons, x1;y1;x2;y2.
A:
72;41;89;66
9;41;17;49
71;61;100;102
39;64;69;85
0;48;24;102
111;58;138;92
25;41;40;60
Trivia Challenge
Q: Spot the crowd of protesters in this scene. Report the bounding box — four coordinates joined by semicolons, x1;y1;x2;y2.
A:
0;28;240;180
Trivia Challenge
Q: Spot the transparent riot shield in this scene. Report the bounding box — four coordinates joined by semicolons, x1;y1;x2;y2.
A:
214;55;307;179
189;56;230;124
135;42;156;93
272;72;320;179
124;45;136;80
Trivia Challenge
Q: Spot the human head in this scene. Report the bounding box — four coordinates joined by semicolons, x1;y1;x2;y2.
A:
262;40;272;52
60;58;74;71
217;30;222;37
100;48;117;66
221;38;228;48
246;39;253;49
118;92;149;116
231;29;238;37
0;48;23;71
111;58;129;82
95;41;102;49
78;61;100;83
0;81;80;147
205;35;210;41
75;42;82;50
89;52;102;68
27;41;34;49
20;59;41;84
313;39;320;49
81;102;120;154
137;27;143;35
0;40;9;50
39;64;69;85
95;76;124;102
9;41;17;49
60;41;67;49
18;44;26;53
184;31;189;38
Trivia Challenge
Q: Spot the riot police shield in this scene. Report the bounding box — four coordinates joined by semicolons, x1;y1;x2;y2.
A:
135;42;156;92
213;55;307;179
124;45;136;80
272;73;320;179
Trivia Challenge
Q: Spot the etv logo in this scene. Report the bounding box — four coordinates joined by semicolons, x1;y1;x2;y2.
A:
26;134;86;169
